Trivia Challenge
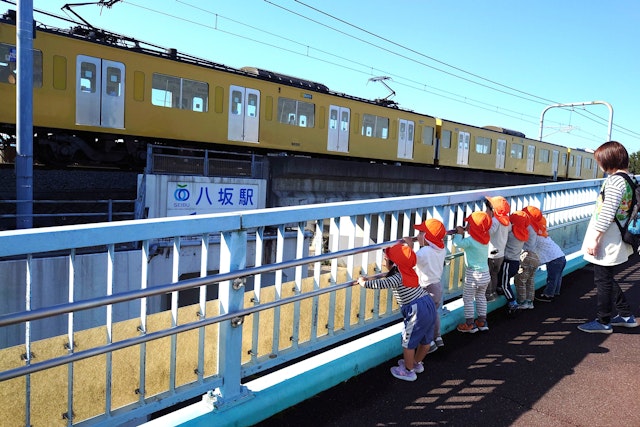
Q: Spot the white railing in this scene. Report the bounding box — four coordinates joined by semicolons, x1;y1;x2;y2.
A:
0;178;601;426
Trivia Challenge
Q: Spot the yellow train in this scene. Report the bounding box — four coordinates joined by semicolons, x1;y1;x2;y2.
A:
0;9;602;179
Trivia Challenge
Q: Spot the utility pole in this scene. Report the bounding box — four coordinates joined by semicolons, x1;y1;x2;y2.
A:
16;0;34;229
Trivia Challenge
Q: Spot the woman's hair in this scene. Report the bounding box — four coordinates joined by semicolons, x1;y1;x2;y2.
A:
594;141;629;172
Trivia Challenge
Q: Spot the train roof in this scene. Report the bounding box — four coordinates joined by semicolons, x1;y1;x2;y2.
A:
1;7;415;112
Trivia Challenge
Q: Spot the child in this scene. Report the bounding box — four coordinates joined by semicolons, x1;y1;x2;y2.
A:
534;217;567;302
499;211;530;310
404;218;447;349
485;196;511;302
514;206;542;309
358;242;437;381
452;211;492;333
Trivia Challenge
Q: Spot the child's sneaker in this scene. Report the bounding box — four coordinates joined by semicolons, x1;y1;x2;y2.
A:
457;322;478;333
475;319;489;331
390;365;417;381
610;314;638;328
398;359;424;374
427;341;438;354
535;294;554;303
435;336;444;347
518;300;534;309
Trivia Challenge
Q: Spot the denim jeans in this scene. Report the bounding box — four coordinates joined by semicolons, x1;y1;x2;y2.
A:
543;256;566;296
593;262;633;324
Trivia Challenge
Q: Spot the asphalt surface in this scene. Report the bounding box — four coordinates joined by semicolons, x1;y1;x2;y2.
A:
256;259;640;427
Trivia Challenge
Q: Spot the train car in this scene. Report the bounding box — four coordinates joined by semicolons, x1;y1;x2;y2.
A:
0;9;602;180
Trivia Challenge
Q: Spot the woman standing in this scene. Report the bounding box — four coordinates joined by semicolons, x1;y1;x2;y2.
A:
579;141;638;333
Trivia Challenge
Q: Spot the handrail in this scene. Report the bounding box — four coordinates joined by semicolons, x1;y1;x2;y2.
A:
0;239;399;327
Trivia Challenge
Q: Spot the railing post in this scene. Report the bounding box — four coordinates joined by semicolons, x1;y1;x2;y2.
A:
207;229;252;409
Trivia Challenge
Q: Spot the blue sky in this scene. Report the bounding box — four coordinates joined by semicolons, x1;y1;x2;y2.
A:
26;0;640;153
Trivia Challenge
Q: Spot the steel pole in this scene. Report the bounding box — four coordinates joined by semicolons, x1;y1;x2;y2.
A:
539;101;613;143
16;0;34;228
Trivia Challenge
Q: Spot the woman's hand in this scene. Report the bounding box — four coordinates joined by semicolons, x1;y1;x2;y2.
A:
585;231;603;257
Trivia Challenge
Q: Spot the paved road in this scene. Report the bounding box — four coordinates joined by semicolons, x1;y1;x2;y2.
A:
256;259;640;427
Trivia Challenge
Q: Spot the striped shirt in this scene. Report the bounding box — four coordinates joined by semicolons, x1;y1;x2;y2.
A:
362;268;429;306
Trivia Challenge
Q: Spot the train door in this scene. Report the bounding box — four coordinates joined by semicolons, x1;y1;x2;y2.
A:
76;55;125;128
397;119;414;159
495;139;506;169
526;145;535;172
552;150;559;180
456;131;470;166
228;85;260;143
327;105;350;152
575;155;582;177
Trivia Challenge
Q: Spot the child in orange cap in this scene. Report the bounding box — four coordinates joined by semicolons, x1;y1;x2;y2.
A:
514;206;542;308
404;218;447;349
452;211;492;333
485;196;512;304
534;216;567;303
499;211;530;310
358;242;437;381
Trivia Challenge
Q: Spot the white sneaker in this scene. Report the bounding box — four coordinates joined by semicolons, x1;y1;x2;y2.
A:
390;365;417;381
398;359;424;374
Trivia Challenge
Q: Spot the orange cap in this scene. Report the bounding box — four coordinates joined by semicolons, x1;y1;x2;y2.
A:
384;243;419;287
485;196;511;226
414;219;446;249
509;211;530;241
522;206;548;237
465;211;492;245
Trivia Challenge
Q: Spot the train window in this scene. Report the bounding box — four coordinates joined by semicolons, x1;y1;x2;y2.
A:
152;73;178;107
106;67;122;96
80;62;97;93
511;143;523;159
0;43;42;87
361;114;389;139
183;78;208;112
441;130;451;148
231;89;243;115
422;126;434;145
330;110;338;129
278;97;315;127
475;137;491;154
538;149;550;163
569;155;575;167
152;73;208;112
247;93;258;117
584;158;592;169
341;111;349;131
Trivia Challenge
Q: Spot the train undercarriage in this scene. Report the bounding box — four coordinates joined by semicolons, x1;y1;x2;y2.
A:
1;124;148;168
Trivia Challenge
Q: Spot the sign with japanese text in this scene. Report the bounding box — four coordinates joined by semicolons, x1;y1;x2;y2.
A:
167;181;260;216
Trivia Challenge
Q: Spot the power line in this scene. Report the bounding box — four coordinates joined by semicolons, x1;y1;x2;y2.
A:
280;0;639;142
28;0;640;145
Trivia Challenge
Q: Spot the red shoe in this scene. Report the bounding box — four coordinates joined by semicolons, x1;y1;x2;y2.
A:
457;322;478;333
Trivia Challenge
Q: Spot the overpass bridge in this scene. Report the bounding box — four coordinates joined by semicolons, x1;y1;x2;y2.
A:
0;178;606;426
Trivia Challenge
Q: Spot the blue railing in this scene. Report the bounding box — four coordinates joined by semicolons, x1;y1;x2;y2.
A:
0;178;601;426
